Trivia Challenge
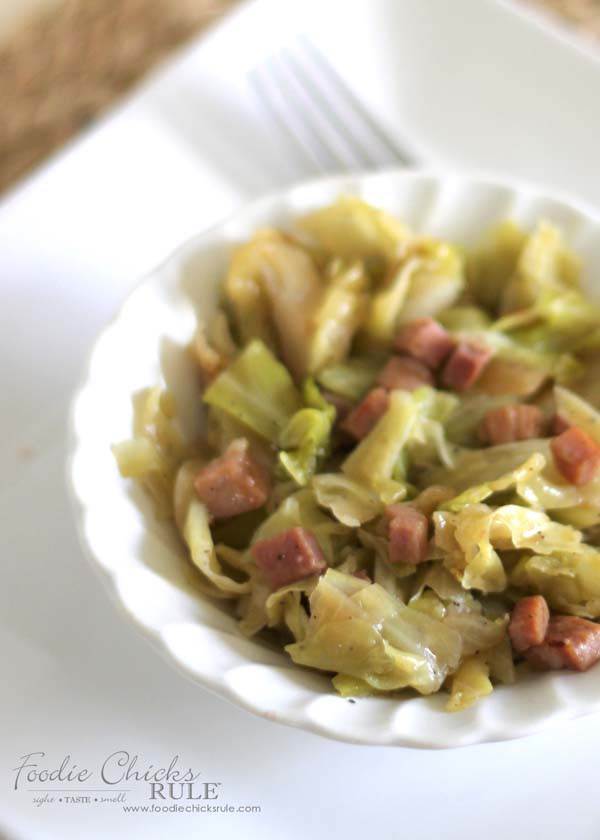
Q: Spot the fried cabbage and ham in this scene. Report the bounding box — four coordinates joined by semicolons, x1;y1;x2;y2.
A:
114;198;600;711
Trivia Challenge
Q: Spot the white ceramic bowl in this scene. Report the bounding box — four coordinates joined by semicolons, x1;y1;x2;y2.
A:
69;169;600;748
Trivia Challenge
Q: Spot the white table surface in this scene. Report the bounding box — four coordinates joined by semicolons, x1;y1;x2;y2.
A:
3;1;600;837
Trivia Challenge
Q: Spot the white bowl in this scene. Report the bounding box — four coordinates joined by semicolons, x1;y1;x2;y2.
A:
69;169;600;748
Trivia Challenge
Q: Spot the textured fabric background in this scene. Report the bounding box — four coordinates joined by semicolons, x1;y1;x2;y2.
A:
0;0;598;194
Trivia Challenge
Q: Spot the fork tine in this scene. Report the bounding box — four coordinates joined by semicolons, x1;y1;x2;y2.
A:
250;58;354;173
249;63;327;175
278;47;376;170
298;36;417;167
260;53;362;173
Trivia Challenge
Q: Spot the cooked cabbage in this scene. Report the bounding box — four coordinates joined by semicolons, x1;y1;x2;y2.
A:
435;502;584;594
224;229;323;380
316;357;380;400
112;386;188;518
361;241;464;346
510;547;600;618
297;195;412;262
307;259;369;373
500;220;577;314
113;199;600;713
286;570;462;695
341;390;417;503
203;340;301;442
312;474;383;527
278;379;335;486
446;655;493;712
183;498;251;598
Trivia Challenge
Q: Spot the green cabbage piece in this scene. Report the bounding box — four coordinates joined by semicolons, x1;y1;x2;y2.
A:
183;498;251;597
203;339;301;442
331;674;383;697
297;195;412;262
361;242;464;346
360;256;416;345
278;410;331;487
223;229;323;380
442;606;508;656
286;569;462;695
438;306;492;332
312;473;383;527
316;357;380;400
405;387;459;470
466;221;527;313
397;241;465;325
500;220;579;314
278;379;335;486
424;438;552;493
303;377;337;418
434;502;584;593
446;655;493;712
341;390;417;503
434;504;508;593
494;287;600;356
342;387;458;503
442;453;547;512
265;577;319;641
510;547;600;618
307;259;369;373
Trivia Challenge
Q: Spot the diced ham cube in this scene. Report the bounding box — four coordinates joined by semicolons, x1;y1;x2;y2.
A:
551;425;600;486
252;526;327;591
393;318;455;369
525;615;600;672
479;404;545;445
340;387;390;441
385;505;429;565
353;569;371;582
194;439;271;521
441;341;493;392
376;355;434;391
508;595;550;654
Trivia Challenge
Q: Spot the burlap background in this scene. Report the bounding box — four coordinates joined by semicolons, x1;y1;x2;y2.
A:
0;0;598;195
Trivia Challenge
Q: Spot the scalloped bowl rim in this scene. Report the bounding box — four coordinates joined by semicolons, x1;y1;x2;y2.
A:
68;168;600;748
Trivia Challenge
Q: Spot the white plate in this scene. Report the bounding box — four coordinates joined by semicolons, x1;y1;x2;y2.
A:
69;168;600;748
6;2;600;837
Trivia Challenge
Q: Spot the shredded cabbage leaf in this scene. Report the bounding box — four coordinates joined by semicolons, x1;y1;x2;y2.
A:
286;570;462;695
510;547;600;618
316;358;380;400
297;195;412;262
223;229;323;380
312;474;383;527
435;502;584;593
307;259;369;373
361;241;464;346
277;379;335;486
343;387;457;504
203;339;301;442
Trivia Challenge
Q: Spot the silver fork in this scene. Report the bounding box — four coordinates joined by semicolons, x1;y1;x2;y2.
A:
249;36;418;175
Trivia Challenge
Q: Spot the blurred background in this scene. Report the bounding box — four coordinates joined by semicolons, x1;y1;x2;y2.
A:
0;0;599;197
